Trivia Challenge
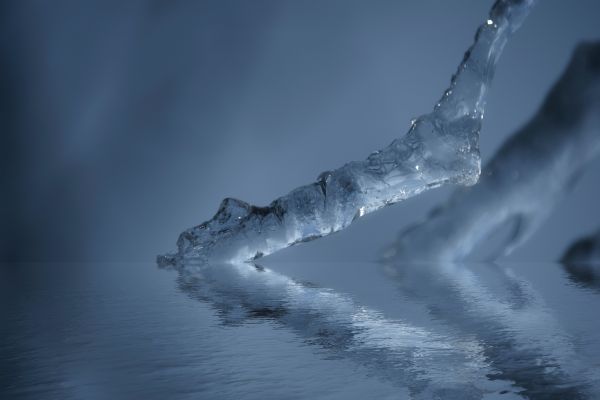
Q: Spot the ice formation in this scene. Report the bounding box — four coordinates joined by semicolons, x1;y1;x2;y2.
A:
386;41;600;262
159;0;535;264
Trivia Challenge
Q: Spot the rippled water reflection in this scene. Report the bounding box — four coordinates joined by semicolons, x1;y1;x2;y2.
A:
2;261;600;399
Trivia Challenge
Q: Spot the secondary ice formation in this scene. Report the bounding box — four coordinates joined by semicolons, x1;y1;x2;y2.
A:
386;41;600;262
562;229;600;286
159;0;535;264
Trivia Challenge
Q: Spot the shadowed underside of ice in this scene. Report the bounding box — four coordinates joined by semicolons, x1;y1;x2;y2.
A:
562;230;600;286
159;0;535;264
563;230;600;265
386;41;600;262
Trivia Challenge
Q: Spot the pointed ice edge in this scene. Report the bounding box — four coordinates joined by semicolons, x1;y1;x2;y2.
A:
386;41;600;262
159;0;536;265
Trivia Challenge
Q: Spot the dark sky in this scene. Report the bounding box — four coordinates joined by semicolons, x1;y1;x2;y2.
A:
2;0;600;262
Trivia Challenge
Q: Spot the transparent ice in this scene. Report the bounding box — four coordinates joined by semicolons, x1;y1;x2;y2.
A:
386;41;600;262
159;0;535;264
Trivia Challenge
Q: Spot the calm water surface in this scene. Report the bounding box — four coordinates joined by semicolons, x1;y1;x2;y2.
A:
2;260;600;399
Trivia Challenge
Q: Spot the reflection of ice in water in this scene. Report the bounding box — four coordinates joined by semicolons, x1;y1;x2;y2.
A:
383;261;600;398
387;41;600;262
166;259;600;398
162;258;600;398
160;0;535;265
166;260;521;399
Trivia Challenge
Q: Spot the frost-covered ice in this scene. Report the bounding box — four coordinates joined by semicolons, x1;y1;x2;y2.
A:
160;0;535;264
386;41;600;262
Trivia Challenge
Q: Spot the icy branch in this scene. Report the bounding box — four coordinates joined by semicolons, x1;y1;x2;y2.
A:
160;0;535;265
386;41;600;262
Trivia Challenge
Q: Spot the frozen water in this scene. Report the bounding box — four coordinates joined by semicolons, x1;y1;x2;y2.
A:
386;41;600;262
160;0;536;264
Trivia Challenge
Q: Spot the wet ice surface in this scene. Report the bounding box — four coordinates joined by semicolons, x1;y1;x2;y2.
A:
160;0;536;265
3;260;600;399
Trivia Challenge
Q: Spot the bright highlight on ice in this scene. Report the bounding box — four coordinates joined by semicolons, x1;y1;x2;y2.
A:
159;0;536;265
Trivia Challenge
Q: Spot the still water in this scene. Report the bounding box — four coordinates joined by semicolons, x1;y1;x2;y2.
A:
2;260;600;399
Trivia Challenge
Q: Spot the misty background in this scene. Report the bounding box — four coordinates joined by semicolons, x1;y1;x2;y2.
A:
2;0;600;263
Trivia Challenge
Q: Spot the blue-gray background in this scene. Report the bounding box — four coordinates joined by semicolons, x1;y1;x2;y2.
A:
3;0;600;263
